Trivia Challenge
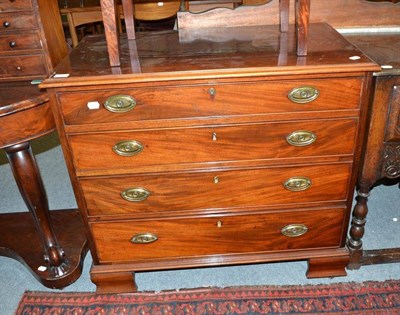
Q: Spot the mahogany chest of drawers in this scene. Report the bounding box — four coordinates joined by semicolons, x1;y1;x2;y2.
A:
41;23;379;293
0;0;67;82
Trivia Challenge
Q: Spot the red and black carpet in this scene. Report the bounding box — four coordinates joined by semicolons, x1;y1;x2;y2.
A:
16;280;400;314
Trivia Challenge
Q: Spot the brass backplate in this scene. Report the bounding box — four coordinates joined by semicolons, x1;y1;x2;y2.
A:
281;224;308;237
112;140;143;157
121;187;151;202
288;86;319;104
283;176;312;192
131;233;158;244
286;130;317;146
104;94;136;113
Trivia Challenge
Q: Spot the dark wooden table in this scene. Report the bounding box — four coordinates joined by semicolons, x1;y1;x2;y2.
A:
345;32;400;268
0;81;88;288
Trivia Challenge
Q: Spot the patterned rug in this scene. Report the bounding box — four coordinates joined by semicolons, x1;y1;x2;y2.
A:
16;280;400;314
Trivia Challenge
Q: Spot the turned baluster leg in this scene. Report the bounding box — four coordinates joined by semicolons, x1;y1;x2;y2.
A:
347;186;370;268
5;142;69;277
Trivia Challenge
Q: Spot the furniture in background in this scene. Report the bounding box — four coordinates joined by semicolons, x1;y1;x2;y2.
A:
60;1;182;48
0;0;88;288
187;0;242;13
0;83;88;287
177;0;400;34
98;0;311;66
314;0;400;269
0;0;67;81
40;19;378;293
59;0;100;7
120;0;243;32
60;6;104;47
118;0;181;32
344;32;400;268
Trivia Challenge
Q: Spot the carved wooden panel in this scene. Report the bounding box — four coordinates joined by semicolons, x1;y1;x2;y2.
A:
382;143;400;178
385;85;400;142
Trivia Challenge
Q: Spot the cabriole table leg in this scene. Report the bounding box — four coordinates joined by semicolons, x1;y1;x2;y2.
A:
5;142;69;277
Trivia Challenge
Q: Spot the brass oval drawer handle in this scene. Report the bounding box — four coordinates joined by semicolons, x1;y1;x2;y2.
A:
131;233;158;244
121;187;151;202
288;86;319;104
281;224;308;237
112;140;143;156
104;94;136;113
283;176;312;192
286;130;316;147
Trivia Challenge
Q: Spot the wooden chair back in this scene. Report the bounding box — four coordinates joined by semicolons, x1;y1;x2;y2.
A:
178;0;400;32
134;1;181;21
177;0;310;55
74;0;400;66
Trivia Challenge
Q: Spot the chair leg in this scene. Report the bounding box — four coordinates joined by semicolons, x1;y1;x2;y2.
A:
279;0;290;33
122;0;136;40
100;0;120;66
295;0;310;56
66;12;79;47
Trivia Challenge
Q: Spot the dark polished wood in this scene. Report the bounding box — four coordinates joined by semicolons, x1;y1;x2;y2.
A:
44;24;377;80
0;209;88;288
0;82;88;288
5;142;68;276
41;23;378;293
99;0;311;67
344;33;400;269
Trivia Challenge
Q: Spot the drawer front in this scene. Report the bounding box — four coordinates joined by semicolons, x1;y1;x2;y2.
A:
70;119;357;173
81;163;351;217
59;78;362;125
0;0;32;12
91;208;345;263
0;32;41;51
0;54;46;78
0;13;37;32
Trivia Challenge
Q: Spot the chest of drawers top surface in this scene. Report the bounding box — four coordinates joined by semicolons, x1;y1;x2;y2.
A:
41;23;378;88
